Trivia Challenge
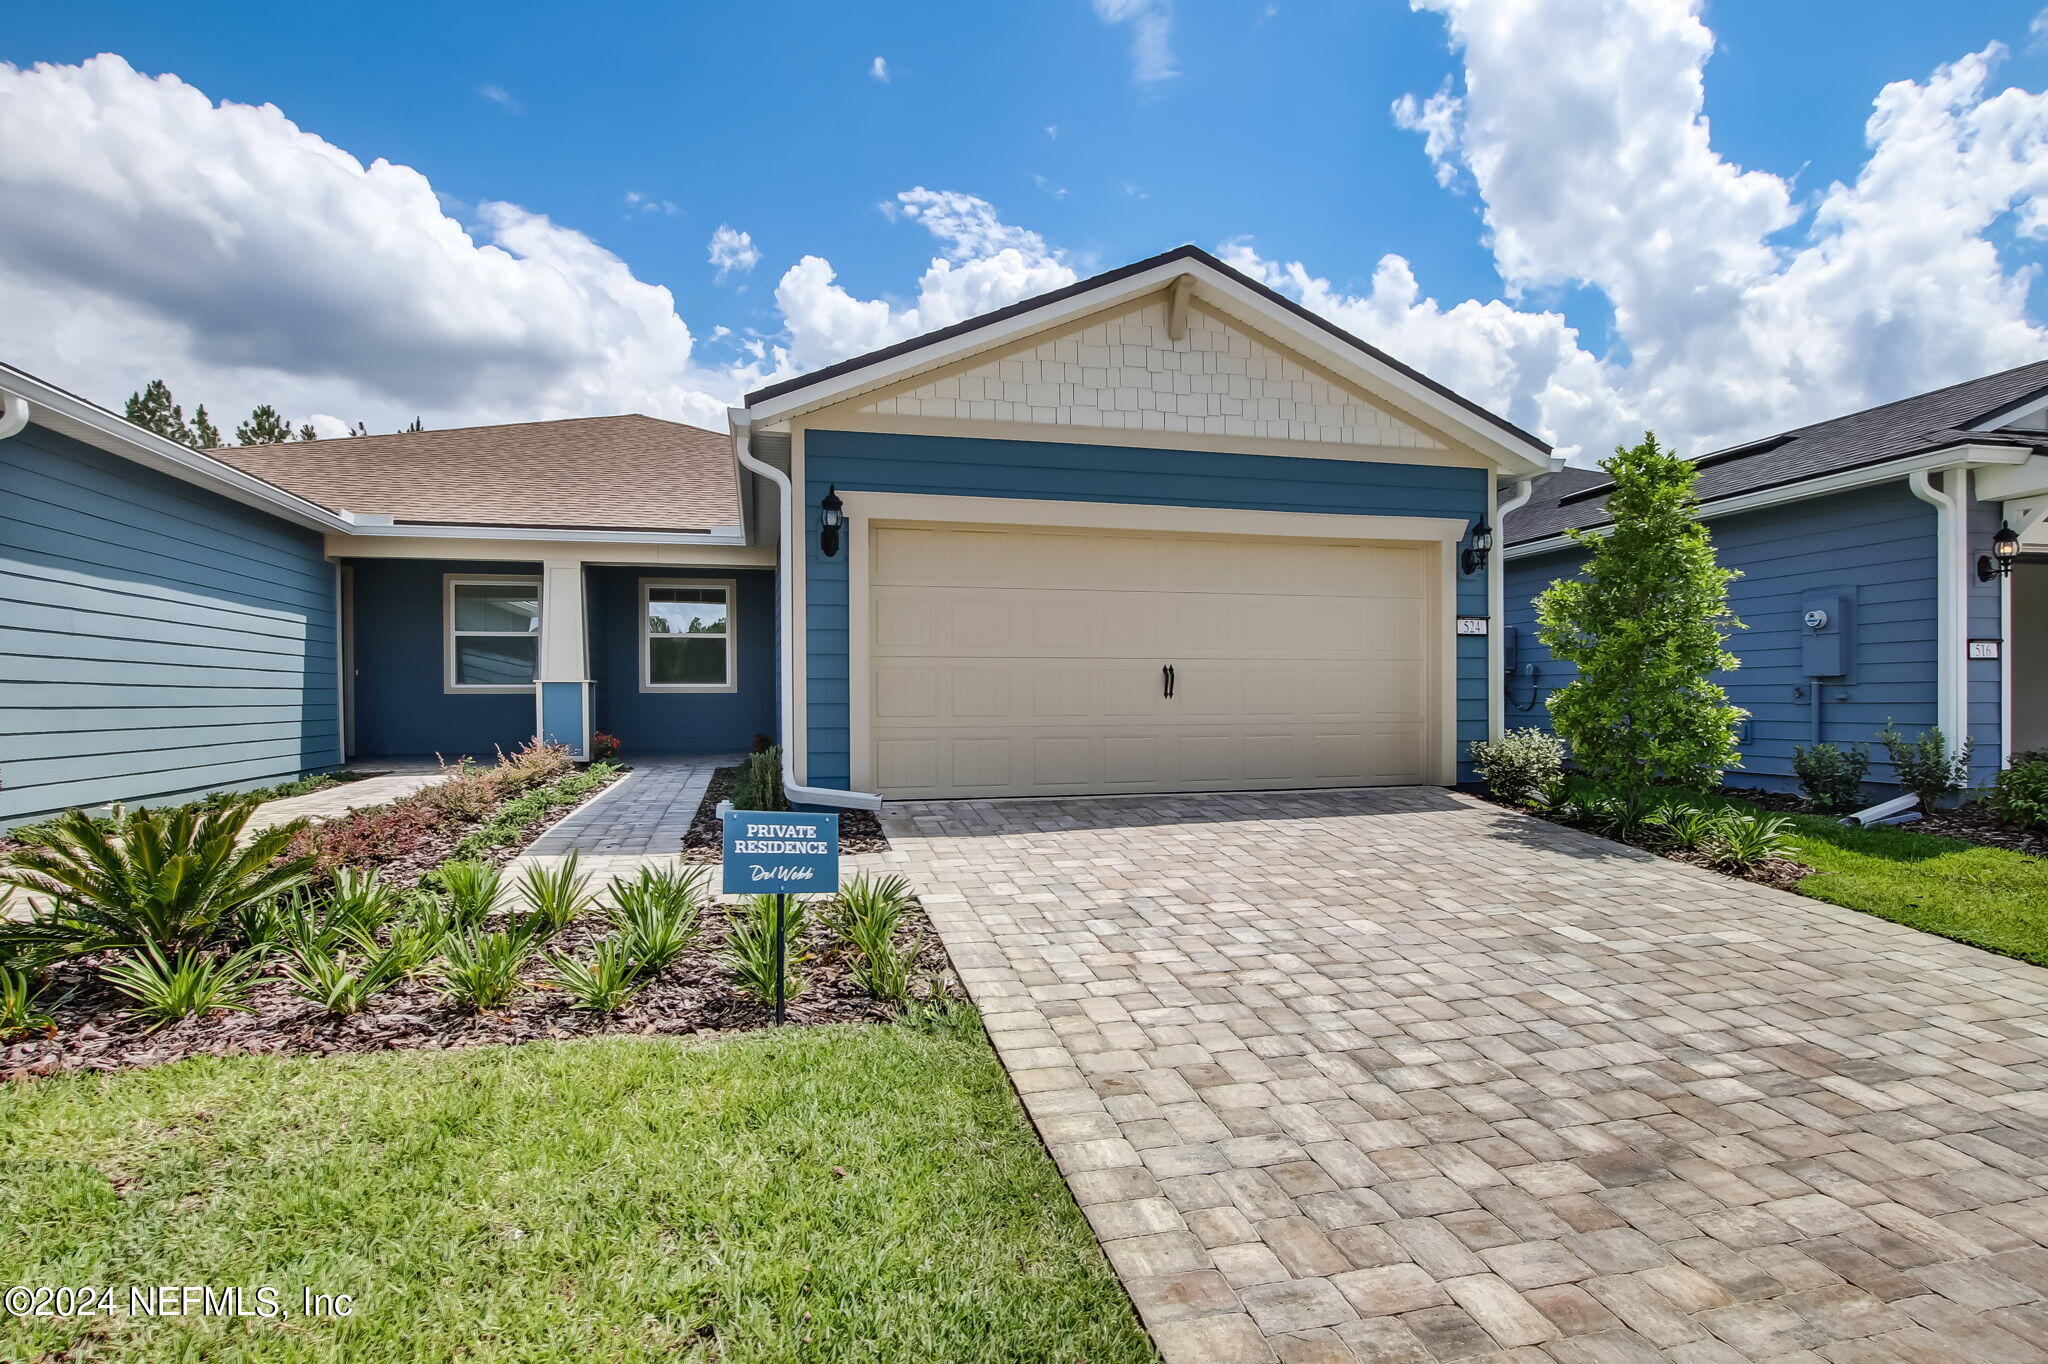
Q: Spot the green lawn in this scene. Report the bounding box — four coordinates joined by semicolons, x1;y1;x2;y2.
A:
1;1017;1155;1364
1756;808;2048;965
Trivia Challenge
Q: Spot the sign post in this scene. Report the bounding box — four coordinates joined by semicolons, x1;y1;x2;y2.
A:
720;807;840;1024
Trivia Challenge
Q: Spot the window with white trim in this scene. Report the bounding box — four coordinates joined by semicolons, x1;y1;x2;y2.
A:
445;576;540;691
642;579;735;692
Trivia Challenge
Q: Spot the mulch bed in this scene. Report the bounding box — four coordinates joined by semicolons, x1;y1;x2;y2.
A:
1718;784;2048;861
1478;792;1816;893
340;765;627;889
680;764;890;863
2;900;955;1080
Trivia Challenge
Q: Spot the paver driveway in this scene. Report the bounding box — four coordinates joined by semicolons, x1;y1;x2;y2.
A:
884;787;2048;1364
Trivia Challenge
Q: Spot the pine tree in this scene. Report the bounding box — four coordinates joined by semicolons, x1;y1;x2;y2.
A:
124;380;191;445
191;405;223;449
402;417;425;433
296;423;318;442
235;404;294;445
1534;433;1747;789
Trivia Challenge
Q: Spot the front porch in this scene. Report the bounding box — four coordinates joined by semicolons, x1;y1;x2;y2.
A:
337;552;777;763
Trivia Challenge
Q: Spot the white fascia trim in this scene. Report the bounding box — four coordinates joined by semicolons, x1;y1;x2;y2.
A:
1909;468;1971;757
0;368;350;533
742;259;1552;477
1965;386;2048;432
840;490;1469;543
332;516;749;545
1504;444;2032;560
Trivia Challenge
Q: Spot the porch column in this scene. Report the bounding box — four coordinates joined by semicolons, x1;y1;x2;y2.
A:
536;558;591;759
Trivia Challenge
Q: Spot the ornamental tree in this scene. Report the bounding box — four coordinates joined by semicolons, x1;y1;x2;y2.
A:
1535;433;1746;789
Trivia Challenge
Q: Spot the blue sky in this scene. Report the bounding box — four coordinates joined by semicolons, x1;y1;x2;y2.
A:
6;1;2048;458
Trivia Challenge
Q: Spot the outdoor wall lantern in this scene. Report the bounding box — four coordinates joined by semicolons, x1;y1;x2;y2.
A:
819;485;845;558
1461;515;1493;575
1979;520;2020;582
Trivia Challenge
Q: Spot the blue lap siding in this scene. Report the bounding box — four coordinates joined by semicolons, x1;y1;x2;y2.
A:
800;429;1489;791
587;565;776;753
348;559;777;760
1503;480;2001;794
1;422;339;825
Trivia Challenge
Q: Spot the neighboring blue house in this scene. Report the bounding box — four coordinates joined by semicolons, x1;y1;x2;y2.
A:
1;246;1561;824
1503;363;2048;796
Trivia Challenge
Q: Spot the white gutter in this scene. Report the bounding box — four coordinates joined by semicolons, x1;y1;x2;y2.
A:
0;392;28;441
0;369;351;532
330;513;750;546
730;410;884;812
1487;467;1552;740
1909;467;1971;757
1505;444;2032;560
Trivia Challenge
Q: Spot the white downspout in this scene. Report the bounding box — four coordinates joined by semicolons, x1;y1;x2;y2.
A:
1487;470;1545;741
731;410;884;812
0;392;29;441
1909;467;1970;758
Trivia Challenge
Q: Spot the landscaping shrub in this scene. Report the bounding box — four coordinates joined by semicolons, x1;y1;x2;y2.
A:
450;762;618;857
1987;751;2048;832
1711;812;1795;873
731;745;789;812
290;742;576;876
277;937;408;1017
435;928;537;1013
1468;728;1565;805
515;852;598;939
605;866;706;973
548;939;644;1013
726;893;808;1004
0;966;54;1039
589;731;622;762
824;873;917;1004
1791;742;1872;812
1646;802;1720;854
102;943;266;1024
0;803;314;960
1535;432;1747;787
1877;720;1974;809
432;860;505;930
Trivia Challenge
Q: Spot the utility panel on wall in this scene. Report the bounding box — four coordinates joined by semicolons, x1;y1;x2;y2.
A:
1800;591;1855;680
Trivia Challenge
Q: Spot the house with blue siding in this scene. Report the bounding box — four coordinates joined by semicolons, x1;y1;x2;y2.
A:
1503;363;2048;796
2;246;1557;824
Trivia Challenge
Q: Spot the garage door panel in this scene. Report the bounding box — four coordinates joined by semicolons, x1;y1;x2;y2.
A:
866;523;1435;798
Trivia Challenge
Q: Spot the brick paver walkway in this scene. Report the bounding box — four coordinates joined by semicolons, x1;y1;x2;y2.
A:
886;786;2048;1364
242;759;447;834
523;752;738;858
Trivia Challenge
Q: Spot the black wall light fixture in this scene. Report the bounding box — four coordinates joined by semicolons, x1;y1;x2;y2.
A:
819;485;844;558
1460;515;1493;575
1978;520;2020;582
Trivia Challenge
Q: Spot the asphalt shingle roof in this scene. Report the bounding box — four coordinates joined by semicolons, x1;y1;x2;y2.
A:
213;414;738;533
1505;359;2048;545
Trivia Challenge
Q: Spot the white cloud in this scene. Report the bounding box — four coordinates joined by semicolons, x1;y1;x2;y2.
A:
1093;0;1179;85
0;56;1082;437
708;224;761;281
476;83;520;114
1230;0;2048;461
2032;7;2048;50
624;190;678;215
772;188;1076;372
870;56;890;83
1045;124;1059;139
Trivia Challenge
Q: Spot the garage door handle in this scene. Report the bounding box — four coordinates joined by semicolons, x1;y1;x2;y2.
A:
1162;664;1175;698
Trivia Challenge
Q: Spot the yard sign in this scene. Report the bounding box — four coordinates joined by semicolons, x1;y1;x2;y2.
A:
720;808;840;1025
720;810;840;895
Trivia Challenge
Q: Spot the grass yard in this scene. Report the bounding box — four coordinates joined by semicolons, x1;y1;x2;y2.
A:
1766;811;2048;966
1;1016;1156;1364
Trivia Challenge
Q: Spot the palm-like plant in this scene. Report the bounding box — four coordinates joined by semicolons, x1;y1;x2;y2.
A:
516;854;598;939
0;804;314;960
102;943;267;1025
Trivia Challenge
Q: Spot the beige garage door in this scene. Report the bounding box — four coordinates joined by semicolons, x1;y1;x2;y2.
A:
863;522;1437;799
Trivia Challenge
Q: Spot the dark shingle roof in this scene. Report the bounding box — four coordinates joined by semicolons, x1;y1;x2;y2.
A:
1505;359;2048;546
213;415;738;533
